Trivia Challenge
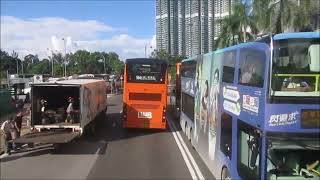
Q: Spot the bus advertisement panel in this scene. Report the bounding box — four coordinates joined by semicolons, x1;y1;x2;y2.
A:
123;58;168;129
179;32;320;180
180;58;197;139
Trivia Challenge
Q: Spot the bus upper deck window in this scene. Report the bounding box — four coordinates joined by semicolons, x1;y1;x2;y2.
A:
238;49;266;88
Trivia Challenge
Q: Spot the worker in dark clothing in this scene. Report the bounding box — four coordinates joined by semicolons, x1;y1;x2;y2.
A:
15;112;23;137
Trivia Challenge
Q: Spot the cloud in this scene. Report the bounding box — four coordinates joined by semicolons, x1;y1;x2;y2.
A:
75;34;156;59
1;16;155;60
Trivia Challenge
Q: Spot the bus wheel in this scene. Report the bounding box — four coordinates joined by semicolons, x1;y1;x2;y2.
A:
185;124;188;136
27;143;34;149
189;128;192;142
53;143;60;149
221;167;231;180
91;122;96;136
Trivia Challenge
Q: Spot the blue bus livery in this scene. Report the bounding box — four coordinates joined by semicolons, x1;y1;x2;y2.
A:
180;32;320;180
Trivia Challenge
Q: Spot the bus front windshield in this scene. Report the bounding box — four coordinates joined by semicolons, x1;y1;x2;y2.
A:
126;62;167;84
266;137;320;180
271;38;320;98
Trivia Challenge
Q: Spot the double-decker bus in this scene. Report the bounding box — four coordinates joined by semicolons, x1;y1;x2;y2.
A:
180;32;320;180
123;58;168;129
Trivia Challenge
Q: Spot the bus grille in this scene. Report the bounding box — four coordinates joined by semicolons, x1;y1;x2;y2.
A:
129;93;162;101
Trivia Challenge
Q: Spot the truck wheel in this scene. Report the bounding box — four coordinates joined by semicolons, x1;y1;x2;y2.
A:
83;122;96;137
53;143;60;149
185;124;188;136
27;143;34;149
221;167;231;180
90;122;97;136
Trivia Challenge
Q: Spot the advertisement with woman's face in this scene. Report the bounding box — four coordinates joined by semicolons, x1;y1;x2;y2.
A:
208;55;221;160
199;55;211;134
194;56;203;144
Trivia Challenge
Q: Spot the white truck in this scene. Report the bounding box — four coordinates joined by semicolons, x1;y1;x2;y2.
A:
14;79;107;145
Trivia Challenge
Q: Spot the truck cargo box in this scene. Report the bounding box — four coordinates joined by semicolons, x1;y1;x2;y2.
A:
14;79;107;144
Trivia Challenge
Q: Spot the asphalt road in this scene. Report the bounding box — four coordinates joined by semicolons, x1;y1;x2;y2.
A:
0;94;214;180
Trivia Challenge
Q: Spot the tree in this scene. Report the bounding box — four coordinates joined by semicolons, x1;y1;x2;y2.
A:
253;0;317;34
1;49;125;78
0;50;20;78
216;3;257;49
150;49;186;81
31;59;50;74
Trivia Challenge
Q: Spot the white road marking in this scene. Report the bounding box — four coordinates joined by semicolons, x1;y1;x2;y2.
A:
168;121;198;180
168;119;205;180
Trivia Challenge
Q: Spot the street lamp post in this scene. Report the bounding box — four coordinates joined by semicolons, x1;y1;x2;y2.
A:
47;48;54;77
145;44;153;58
62;38;67;77
21;60;24;78
102;54;106;74
145;45;147;57
12;51;19;74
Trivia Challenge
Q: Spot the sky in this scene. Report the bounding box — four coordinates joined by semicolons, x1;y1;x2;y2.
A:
1;0;156;60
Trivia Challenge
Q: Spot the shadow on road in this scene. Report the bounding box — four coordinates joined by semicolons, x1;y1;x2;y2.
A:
0;144;53;163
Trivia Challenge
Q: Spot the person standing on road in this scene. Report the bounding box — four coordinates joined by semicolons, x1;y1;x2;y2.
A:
66;97;74;123
1;116;19;155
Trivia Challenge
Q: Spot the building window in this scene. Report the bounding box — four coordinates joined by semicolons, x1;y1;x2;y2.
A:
238;49;266;88
222;50;236;83
220;112;233;159
237;120;261;180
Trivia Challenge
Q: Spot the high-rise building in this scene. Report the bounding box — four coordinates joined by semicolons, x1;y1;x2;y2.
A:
156;0;238;57
177;0;186;56
156;0;170;53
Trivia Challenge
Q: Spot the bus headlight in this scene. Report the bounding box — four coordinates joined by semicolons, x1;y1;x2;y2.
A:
162;107;166;122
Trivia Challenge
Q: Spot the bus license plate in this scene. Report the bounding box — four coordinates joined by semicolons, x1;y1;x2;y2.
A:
138;112;152;119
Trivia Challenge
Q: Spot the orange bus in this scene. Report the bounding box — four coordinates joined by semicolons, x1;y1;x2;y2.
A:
123;58;168;129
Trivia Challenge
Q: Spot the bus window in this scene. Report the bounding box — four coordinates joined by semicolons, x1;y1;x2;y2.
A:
181;60;197;78
266;135;320;180
181;92;195;122
271;38;320;98
220;112;233;159
238;49;266;88
222;50;236;83
237;120;261;180
126;61;167;84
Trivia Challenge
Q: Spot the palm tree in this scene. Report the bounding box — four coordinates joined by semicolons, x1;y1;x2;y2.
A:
216;3;256;48
216;16;240;48
232;2;257;42
253;0;316;34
